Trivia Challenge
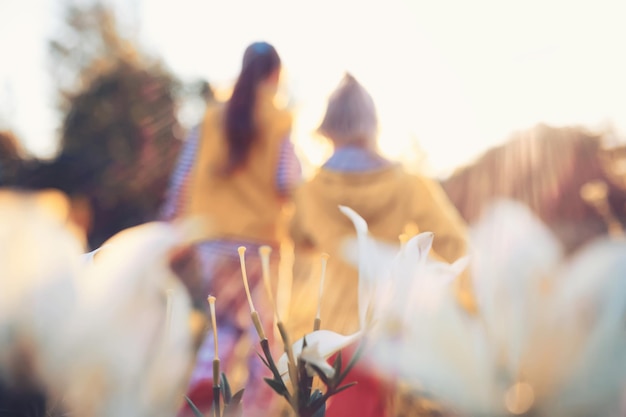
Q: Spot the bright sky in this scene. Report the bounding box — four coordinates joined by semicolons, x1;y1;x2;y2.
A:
2;0;626;177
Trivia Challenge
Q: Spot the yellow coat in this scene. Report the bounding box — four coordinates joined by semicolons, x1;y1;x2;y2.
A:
287;164;468;336
187;87;292;246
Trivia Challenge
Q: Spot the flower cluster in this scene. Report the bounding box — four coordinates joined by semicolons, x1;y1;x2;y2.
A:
3;189;625;417
201;244;365;417
357;200;626;417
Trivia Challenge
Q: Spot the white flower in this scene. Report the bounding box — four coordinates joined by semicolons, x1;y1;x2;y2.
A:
0;190;83;388
276;205;465;383
0;191;199;417
339;206;444;329
277;330;362;380
299;340;338;379
49;221;196;417
368;199;626;417
339;205;467;334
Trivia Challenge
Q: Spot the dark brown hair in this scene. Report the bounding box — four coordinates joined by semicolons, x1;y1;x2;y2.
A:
223;42;281;173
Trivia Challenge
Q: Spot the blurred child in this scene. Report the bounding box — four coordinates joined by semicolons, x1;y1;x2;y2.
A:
288;73;468;417
161;42;301;417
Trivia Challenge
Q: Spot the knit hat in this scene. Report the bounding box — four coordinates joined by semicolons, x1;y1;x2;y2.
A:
317;73;379;146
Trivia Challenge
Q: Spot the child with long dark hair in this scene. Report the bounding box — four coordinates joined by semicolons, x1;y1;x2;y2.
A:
162;41;301;417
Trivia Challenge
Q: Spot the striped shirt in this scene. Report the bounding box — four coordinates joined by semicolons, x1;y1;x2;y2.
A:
159;124;302;221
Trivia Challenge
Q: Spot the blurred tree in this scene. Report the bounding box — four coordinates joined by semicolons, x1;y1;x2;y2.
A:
177;78;218;127
442;124;626;254
58;58;182;248
17;0;184;249
0;4;186;415
48;1;142;112
0;130;26;187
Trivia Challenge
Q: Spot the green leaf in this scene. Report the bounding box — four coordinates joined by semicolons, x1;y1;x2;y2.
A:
297;357;313;402
260;339;284;382
307;392;327;415
223;389;245;417
264;377;288;396
330;381;358;397
331;350;343;384
185;396;206;417
221;373;232;403
311;381;358;410
309;390;326;417
230;389;245;406
256;351;271;369
336;339;366;384
312;402;326;417
308;363;331;386
307;389;324;406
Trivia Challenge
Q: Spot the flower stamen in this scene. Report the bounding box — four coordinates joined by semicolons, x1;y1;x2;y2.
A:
238;246;266;340
314;253;330;331
207;295;220;385
259;245;280;323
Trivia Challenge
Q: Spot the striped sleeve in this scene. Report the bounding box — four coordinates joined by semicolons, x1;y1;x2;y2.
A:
159;125;200;221
276;137;302;197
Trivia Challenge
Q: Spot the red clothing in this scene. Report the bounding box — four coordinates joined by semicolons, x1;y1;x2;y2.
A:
326;344;392;417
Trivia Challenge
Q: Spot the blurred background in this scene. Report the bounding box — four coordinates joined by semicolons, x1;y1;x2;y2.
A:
2;3;626;416
2;0;626;179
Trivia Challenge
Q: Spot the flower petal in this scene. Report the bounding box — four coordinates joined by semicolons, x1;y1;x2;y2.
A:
277;330;362;379
548;238;626;416
469;199;563;373
339;205;404;329
339;205;377;329
51;221;194;417
0;192;83;385
300;341;336;378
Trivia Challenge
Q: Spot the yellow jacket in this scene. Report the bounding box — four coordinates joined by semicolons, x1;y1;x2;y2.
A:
288;164;468;335
187;88;292;246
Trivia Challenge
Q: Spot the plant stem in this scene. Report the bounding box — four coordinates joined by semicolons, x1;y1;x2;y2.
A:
213;385;221;417
260;338;293;404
